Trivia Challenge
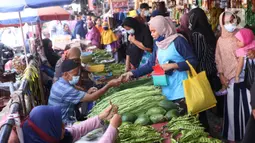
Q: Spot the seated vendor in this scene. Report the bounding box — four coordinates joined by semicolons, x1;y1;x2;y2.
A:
22;105;121;143
54;47;81;82
48;59;121;125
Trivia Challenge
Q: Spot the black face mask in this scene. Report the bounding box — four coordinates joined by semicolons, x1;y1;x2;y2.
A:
103;27;109;30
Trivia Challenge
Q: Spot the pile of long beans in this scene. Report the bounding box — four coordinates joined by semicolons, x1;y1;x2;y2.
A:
88;85;164;117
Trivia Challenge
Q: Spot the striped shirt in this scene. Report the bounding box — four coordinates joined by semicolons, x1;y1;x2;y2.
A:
48;77;85;124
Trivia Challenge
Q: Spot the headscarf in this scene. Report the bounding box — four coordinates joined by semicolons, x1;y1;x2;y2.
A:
22;105;63;143
101;22;117;45
216;11;239;80
86;21;101;47
43;38;60;68
188;7;216;48
148;16;179;49
177;13;191;43
235;28;255;57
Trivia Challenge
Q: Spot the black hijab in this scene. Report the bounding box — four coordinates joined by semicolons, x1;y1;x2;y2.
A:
42;38;60;68
188;8;216;48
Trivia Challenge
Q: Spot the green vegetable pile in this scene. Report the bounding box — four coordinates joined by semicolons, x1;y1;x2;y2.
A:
106;63;125;76
166;115;222;143
88;85;165;118
91;50;112;64
100;78;153;100
90;49;125;76
118;122;163;143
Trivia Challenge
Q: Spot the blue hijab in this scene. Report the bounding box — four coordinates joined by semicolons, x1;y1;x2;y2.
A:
22;105;63;143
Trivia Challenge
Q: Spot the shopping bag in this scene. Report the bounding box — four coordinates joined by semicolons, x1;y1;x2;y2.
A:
244;58;255;90
183;61;217;115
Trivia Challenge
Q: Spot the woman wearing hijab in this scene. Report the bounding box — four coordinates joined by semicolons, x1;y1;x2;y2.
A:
188;7;222;131
122;17;153;71
22;105;121;143
177;13;191;44
86;21;101;48
216;11;251;142
101;22;119;56
121;16;197;112
42;38;60;68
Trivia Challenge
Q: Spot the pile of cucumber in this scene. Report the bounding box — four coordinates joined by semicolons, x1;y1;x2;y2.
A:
121;100;180;126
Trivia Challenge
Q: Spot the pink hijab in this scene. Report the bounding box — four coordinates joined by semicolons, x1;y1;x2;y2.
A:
235;28;255;57
148;16;179;49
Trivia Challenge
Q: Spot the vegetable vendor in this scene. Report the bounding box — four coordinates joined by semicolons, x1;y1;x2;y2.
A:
121;16;198;112
48;59;121;125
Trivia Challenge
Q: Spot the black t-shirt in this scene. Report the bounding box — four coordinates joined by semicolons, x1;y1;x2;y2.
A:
126;25;153;68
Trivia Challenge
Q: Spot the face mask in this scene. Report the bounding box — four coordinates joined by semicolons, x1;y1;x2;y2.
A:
127;29;135;35
144;10;150;16
69;76;80;85
103;27;109;30
155;36;165;42
191;5;198;9
224;24;237;33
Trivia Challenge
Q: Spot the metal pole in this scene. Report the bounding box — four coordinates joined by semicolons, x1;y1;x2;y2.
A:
18;12;28;66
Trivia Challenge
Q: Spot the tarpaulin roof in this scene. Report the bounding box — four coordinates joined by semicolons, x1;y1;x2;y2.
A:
0;6;70;26
0;0;72;12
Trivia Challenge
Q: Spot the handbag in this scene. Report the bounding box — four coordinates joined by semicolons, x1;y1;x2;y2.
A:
244;58;255;90
183;61;217;115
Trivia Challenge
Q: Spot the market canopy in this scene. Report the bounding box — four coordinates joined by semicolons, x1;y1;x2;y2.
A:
0;6;70;26
0;0;73;12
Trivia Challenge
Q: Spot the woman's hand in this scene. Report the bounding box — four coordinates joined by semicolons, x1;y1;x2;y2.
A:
87;87;98;94
98;105;113;120
160;63;178;71
247;50;255;59
120;72;133;83
128;35;136;43
110;114;122;128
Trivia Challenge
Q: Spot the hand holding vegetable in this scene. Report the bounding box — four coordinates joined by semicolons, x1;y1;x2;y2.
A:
88;87;98;94
110;114;122;128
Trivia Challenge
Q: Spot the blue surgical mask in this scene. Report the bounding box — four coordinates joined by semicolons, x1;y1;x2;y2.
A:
69;76;80;85
155;36;165;42
224;24;237;33
127;29;135;35
144;10;150;17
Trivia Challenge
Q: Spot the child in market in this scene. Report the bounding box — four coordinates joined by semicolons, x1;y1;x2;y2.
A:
235;28;255;83
101;22;119;61
216;28;255;96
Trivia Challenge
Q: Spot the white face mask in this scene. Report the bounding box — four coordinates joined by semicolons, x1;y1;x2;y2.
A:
191;5;198;9
127;29;135;35
224;24;237;33
144;10;150;16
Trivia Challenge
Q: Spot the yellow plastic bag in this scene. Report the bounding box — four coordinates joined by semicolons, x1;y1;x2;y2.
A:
183;61;217;115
